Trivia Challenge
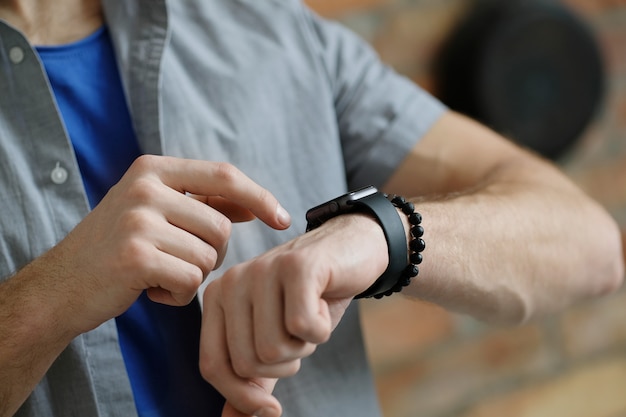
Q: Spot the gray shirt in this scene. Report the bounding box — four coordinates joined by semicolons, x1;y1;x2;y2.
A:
0;0;445;415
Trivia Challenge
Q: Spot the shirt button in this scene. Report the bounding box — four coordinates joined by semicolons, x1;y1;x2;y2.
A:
51;162;68;184
9;46;24;64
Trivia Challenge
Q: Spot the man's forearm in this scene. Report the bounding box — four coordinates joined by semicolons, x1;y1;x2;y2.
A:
0;254;78;417
383;111;624;323
404;156;623;323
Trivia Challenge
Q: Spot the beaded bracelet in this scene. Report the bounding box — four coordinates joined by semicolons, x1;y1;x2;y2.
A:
305;186;424;300
363;194;425;299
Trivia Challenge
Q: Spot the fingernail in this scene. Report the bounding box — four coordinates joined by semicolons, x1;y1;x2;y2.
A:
277;204;291;227
254;409;268;417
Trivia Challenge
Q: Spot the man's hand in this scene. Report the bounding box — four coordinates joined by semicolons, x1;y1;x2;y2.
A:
59;155;291;332
199;213;389;417
0;155;290;417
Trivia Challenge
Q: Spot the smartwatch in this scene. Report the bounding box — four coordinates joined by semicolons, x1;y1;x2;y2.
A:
305;186;409;298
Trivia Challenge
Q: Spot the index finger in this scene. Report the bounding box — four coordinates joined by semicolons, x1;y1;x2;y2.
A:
139;156;291;230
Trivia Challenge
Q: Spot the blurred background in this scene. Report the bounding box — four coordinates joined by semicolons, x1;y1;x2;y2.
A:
305;0;626;416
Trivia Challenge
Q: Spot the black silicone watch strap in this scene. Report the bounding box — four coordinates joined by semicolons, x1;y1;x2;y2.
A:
305;187;410;299
351;192;408;299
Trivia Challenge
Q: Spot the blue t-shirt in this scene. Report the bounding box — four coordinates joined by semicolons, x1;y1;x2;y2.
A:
36;27;224;417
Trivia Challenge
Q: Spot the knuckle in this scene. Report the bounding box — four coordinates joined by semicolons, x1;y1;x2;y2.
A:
285;314;315;340
247;256;271;277
125;178;160;204
201;278;219;301
277;252;314;286
130;154;159;172
120;209;154;234
179;266;204;292
213;162;240;184
197;246;218;275
295;317;331;344
118;237;151;269
278;250;308;271
198;355;221;383
270;252;303;284
213;214;233;242
219;266;244;296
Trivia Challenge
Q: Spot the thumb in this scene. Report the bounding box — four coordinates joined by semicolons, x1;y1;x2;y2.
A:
220;378;280;417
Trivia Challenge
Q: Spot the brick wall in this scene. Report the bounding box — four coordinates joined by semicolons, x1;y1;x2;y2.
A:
305;0;626;416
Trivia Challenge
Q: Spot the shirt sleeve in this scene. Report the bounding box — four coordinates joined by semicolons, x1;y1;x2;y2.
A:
300;6;447;189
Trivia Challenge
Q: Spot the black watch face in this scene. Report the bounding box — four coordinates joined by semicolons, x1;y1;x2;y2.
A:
345;185;378;202
305;186;378;230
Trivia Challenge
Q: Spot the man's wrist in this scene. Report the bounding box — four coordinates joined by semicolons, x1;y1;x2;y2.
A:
320;213;390;289
304;187;423;299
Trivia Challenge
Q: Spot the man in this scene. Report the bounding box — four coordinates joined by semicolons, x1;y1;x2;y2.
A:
0;0;623;416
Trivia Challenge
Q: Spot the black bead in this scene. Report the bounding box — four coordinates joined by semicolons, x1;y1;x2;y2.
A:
411;225;424;238
405;264;419;277
410;252;423;265
410;238;426;252
391;195;406;205
408;212;422;225
401;201;415;215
